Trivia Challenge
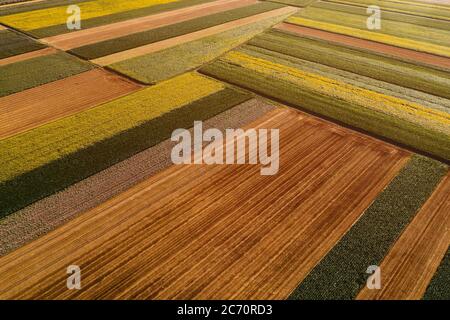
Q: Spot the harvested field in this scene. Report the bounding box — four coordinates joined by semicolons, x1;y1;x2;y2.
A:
94;6;296;66
276;23;450;70
290;155;448;299
0;99;274;256
0;108;410;299
0;52;93;97
71;2;285;60
0;0;178;31
108;9;294;81
357;173;450;300
0;46;56;66
0;69;141;139
0;28;45;59
0;73;252;218
42;0;257;51
200;50;450;161
286;4;450;57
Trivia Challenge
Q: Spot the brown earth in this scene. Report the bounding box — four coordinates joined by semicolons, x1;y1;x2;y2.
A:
0;98;275;256
276;23;450;70
93;6;298;66
0;47;57;66
0;68;140;139
357;172;450;300
42;0;257;51
0;107;409;299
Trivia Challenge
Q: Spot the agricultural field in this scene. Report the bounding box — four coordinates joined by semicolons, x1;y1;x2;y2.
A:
0;0;449;302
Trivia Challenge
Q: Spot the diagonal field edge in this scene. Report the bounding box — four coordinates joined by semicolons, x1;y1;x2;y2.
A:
0;88;251;219
288;155;448;300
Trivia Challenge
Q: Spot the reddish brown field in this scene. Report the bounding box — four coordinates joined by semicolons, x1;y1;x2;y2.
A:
0;108;409;299
276;23;450;70
357;172;450;300
0;69;140;139
42;0;257;50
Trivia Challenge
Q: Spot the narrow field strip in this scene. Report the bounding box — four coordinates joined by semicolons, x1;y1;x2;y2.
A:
249;29;450;99
276;23;450;70
0;29;45;59
423;248;450;299
0;69;141;139
73;2;286;60
286;8;450;57
289;155;448;300
200;51;450;161
109;9;293;83
0;99;273;256
0;0;178;31
324;0;450;20
0;73;251;218
262;0;317;6
0;52;93;97
0;108;409;299
42;0;256;51
0;46;56;66
357;172;450;300
0;0;90;16
93;6;297;66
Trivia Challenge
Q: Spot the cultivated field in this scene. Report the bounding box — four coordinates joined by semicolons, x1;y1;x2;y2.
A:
0;0;448;300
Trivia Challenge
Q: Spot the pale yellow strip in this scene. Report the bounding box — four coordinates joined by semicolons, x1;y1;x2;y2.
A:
287;16;450;58
0;24;6;30
93;6;298;66
42;0;256;50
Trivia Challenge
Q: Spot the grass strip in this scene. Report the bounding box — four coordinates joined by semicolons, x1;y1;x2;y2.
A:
70;2;284;59
0;52;93;97
423;248;450;300
0;29;45;59
262;0;316;7
249;29;450;99
288;155;448;300
323;0;450;21
200;52;450;161
0;0;91;17
0;0;178;31
0;86;251;218
313;1;450;30
0;72;222;183
26;0;215;38
110;12;290;84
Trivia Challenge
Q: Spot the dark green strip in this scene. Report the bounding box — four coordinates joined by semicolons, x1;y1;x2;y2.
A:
287;155;447;299
0;29;45;59
262;0;317;8
423;248;450;300
0;52;93;97
70;2;284;59
0;0;91;17
199;59;450;161
0;88;252;218
249;29;450;99
27;0;217;38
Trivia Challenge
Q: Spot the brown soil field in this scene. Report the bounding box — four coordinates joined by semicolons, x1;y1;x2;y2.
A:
42;0;257;51
357;172;450;300
0;69;140;139
0;107;409;299
276;23;450;70
0;99;274;256
93;6;298;66
0;47;57;66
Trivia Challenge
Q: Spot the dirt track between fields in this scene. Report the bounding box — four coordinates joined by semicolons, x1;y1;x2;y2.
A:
0;68;140;139
0;107;409;299
42;0;257;50
276;23;450;70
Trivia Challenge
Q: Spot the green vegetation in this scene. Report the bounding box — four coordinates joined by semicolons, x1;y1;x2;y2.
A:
0;87;251;218
0;0;91;16
70;2;284;59
424;249;450;300
0;52;93;97
249;29;450;100
289;155;448;299
262;0;316;7
0;29;45;59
